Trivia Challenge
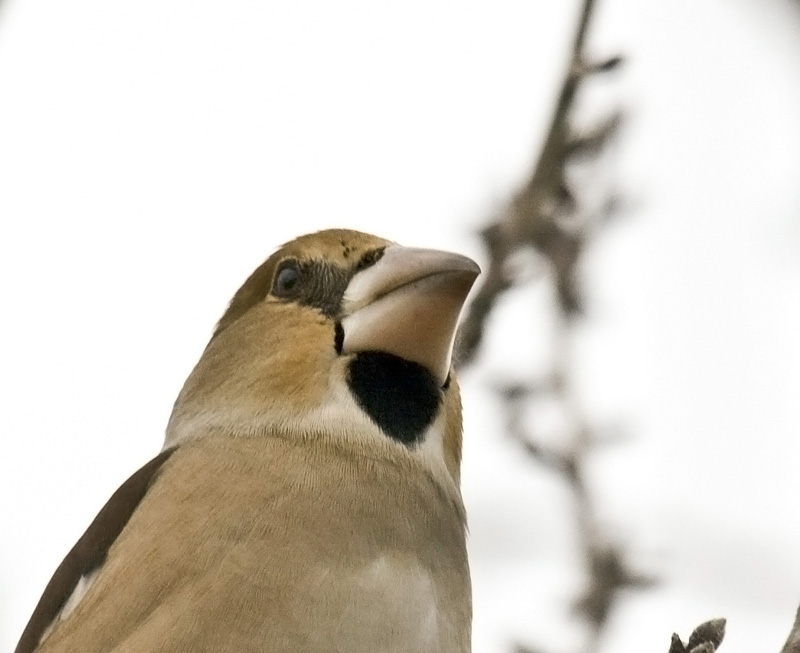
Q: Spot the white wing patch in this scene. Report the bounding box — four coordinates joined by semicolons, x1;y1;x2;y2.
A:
38;567;101;645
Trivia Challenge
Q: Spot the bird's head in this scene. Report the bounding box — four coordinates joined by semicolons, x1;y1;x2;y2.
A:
165;229;479;486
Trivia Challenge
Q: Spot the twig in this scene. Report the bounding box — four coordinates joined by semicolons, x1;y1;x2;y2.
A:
457;0;623;365
454;1;651;652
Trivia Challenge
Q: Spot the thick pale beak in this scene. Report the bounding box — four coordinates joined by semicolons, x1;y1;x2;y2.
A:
340;245;480;384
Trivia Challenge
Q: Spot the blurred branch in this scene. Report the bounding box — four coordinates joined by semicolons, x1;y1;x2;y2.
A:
457;0;624;364
453;0;800;650
454;1;654;652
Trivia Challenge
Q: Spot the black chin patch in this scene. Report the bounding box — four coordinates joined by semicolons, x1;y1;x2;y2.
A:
347;352;442;446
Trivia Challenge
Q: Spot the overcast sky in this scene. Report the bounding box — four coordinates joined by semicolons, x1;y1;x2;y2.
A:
2;1;800;651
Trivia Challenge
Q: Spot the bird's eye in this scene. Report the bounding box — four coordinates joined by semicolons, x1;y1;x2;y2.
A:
273;261;302;297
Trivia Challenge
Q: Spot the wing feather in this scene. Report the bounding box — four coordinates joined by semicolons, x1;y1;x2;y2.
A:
15;448;176;653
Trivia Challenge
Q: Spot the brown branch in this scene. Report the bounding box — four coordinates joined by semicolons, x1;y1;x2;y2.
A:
454;2;800;650
457;0;622;367
454;1;650;652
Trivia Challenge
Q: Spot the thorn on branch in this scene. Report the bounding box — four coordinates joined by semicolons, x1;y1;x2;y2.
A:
520;440;574;474
584;55;625;75
574;543;659;628
565;110;625;162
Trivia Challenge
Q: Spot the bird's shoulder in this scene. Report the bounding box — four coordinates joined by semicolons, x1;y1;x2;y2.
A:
15;448;176;653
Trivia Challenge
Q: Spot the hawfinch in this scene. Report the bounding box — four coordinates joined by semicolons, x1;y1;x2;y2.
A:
16;229;479;653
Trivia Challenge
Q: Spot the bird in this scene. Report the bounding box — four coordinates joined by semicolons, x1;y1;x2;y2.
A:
16;228;480;653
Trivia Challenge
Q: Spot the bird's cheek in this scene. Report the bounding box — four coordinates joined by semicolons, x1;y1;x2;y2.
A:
231;312;336;410
169;305;338;437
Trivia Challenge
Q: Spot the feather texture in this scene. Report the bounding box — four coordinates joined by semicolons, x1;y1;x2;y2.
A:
18;229;478;653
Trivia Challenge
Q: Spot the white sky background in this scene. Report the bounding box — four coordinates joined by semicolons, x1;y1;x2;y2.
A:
2;0;800;651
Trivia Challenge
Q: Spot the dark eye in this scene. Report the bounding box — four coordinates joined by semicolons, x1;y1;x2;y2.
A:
273;261;302;297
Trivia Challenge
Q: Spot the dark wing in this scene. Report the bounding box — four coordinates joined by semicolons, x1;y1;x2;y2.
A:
15;447;177;653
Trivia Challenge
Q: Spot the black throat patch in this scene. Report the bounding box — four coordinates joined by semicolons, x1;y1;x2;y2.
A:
346;351;442;446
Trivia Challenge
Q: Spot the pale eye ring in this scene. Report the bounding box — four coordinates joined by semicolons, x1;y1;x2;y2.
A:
273;261;302;297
